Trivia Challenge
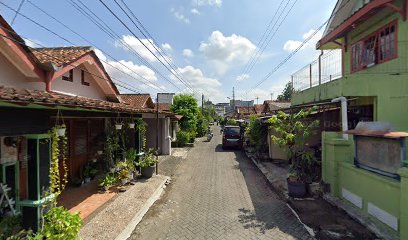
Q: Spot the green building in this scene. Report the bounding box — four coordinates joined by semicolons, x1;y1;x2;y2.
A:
291;0;408;239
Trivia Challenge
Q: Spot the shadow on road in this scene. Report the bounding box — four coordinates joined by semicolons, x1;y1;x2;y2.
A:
215;144;310;239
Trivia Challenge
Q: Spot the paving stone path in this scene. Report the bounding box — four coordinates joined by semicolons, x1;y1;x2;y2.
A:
131;128;313;240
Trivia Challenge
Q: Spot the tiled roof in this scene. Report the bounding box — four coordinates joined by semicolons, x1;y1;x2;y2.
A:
31;46;93;67
155;103;171;112
0;85;171;114
254;104;264;114
236;106;256;115
263;101;291;112
120;94;155;109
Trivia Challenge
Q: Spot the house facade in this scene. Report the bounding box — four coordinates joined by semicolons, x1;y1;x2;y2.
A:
290;1;408;238
0;15;172;230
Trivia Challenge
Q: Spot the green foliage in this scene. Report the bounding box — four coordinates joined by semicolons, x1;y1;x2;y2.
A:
245;115;266;152
268;108;319;182
226;119;238;126
104;127;120;169
134;118;147;151
276;81;294;101
137;149;158;168
38;206;82;240
196;112;209;137
98;173;117;188
49;126;68;199
0;216;23;240
176;131;190;146
171;94;199;133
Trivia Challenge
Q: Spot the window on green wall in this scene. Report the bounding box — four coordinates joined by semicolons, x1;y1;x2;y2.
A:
351;20;397;72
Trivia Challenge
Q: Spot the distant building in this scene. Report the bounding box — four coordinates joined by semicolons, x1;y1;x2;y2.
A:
157;93;175;104
215;103;229;117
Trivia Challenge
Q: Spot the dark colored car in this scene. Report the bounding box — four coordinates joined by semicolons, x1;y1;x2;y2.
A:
222;126;243;149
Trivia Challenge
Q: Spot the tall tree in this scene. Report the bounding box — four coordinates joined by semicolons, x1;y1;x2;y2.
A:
170;94;200;133
277;81;294;101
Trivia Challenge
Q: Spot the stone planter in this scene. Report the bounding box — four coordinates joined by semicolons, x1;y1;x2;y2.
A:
287;178;306;198
141;166;155;178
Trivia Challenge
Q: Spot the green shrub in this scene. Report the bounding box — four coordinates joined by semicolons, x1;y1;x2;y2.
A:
176;131;190;146
39;206;82;240
226;119;238;126
136;149;158;168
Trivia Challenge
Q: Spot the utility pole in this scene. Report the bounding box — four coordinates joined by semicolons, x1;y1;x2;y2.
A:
255;96;259;105
232;87;236;117
155;93;159;175
270;93;273;101
202;93;204;111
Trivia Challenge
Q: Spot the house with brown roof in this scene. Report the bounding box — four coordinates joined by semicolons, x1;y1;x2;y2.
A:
120;94;180;155
0;15;173;230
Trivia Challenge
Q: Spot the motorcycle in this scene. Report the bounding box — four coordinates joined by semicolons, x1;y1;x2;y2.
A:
207;132;214;141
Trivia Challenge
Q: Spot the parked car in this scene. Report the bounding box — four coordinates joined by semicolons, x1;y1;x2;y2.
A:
222;126;243;149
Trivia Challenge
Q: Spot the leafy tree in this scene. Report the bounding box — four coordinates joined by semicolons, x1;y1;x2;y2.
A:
245;115;266;152
277;81;294;101
268;108;319;182
171;94;200;133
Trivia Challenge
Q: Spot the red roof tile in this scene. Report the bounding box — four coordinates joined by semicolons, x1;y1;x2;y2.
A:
0;85;173;115
31;46;92;67
120;94;155;109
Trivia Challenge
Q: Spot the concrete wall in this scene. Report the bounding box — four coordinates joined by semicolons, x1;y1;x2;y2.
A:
322;132;408;239
144;118;171;155
0;52;44;90
267;129;288;161
292;4;408;131
53;68;107;100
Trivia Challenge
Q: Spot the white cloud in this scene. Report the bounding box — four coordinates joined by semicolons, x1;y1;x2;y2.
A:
199;31;256;75
161;43;172;52
191;8;200;15
283;29;323;52
182;49;194;58
195;0;222;7
115;35;171;63
236;74;250;82
23;38;43;48
171;8;190;24
94;49;162;92
170;65;223;101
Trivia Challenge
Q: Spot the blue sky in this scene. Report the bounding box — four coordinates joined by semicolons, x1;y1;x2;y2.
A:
1;0;337;103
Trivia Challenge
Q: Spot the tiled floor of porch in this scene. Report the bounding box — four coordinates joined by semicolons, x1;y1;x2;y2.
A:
58;180;118;220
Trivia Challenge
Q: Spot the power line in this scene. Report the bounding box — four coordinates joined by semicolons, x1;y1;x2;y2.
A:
26;0;167;93
115;0;197;94
10;0;26;25
243;0;352;98
97;0;198;94
67;0;183;92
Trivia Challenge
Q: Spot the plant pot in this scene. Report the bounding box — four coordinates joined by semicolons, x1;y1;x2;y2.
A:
115;124;123;130
57;128;66;137
287;178;306;198
110;167;115;173
85;177;91;183
141;166;155;178
307;182;320;196
121;179;128;185
97;150;103;155
104;186;109;191
128;172;134;180
129;123;135;129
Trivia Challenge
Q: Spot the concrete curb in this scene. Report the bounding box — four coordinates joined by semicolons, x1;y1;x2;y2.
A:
115;176;170;240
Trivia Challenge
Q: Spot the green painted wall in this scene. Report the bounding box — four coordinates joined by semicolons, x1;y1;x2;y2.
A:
322;132;408;239
293;2;408;131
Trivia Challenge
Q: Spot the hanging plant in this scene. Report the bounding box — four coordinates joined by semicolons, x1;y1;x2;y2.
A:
115;112;123;130
55;109;66;137
135;118;147;151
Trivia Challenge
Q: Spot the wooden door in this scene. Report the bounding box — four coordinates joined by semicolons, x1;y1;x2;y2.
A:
69;120;89;181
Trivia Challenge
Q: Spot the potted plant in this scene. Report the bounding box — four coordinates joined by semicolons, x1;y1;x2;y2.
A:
119;169;129;185
115;123;123;130
129;122;135;129
137;149;158;178
57;124;66;137
268;108;319;198
98;174;116;191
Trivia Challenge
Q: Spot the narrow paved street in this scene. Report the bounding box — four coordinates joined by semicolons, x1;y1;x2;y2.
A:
131;128;313;240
